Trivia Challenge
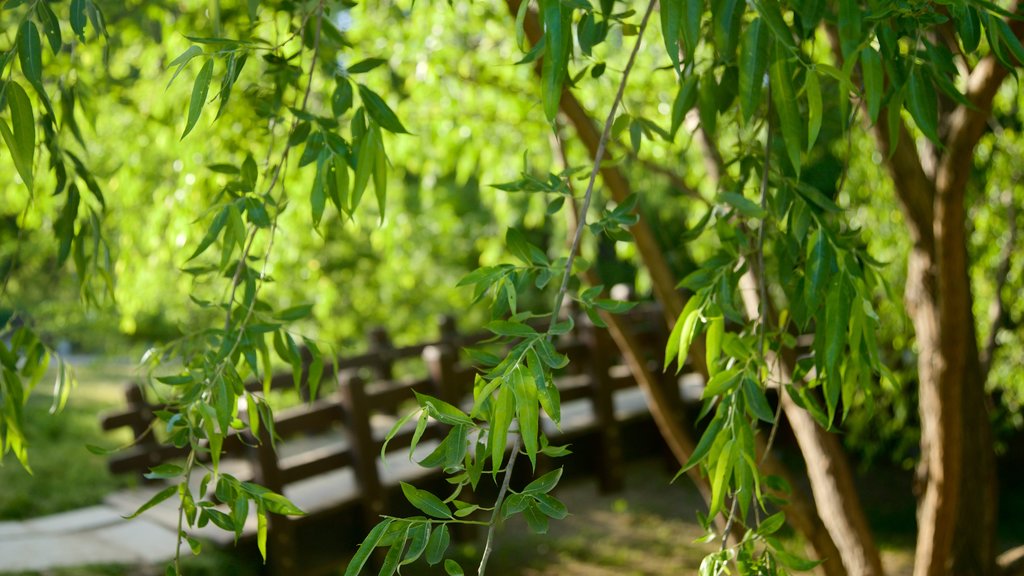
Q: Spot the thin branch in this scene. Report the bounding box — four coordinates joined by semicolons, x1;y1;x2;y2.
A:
481;3;658;573
477;436;520;575
545;0;658;335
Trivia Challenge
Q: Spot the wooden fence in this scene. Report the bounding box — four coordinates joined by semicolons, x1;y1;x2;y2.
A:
100;304;700;574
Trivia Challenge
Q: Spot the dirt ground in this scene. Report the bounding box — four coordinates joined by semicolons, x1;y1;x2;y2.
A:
428;457;917;576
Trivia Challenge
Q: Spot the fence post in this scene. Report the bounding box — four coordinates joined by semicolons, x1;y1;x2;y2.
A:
425;316;464;404
339;370;387;533
368;328;395;381
578;314;626;493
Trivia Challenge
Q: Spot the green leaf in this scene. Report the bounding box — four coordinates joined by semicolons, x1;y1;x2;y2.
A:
660;0;681;70
18;21;42;86
770;542;823;571
523;503;549;534
701;367;741;398
348;58;387;74
312;158;327;227
418;424;468;469
743;377;775;423
758;512;785;535
122;484;178;519
861;47;883;124
770;49;801;176
749;0;793;50
738;18;769;123
540;0;571;123
697;69;717;137
523;467;562;494
372;125;387;221
720;191;765;219
357;85;408;134
351;119;377;213
678;413;723;474
425;523;450;565
805;70;822;152
144;463;185;480
708;438;735;519
256;508;268;560
515;0;530;51
402;522;430;565
534;493;568;519
957;6;981;53
824;277;853;375
491;383;514;474
485;320;537;337
836;0;862;60
344;519;394;576
680;0;701;60
511;366;539;468
182;59;214;139
36;2;62;55
70;0;88;41
805;229;833;311
332;79;354;117
187;205;228;262
415;391;473;426
665;296;698;372
671;73;698;137
506;228;548;266
704;315;724;376
906;69;939;143
444;559;464;576
1;82;35;191
400;482;452;519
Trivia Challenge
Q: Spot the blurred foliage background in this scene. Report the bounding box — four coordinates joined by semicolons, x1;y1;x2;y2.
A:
0;0;1021;478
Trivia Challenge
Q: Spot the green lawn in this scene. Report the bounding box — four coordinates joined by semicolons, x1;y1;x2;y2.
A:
0;360;138;520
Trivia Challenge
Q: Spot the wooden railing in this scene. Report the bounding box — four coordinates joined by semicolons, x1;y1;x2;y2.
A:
100;304;698;574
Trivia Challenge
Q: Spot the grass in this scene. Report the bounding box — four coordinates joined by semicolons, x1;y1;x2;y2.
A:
0;360;138;520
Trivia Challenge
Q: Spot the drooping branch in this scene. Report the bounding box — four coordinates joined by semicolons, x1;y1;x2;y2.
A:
504;0;687;331
694;113;882;574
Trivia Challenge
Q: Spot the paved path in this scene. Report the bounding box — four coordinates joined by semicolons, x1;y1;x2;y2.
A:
0;504;181;573
0;377;708;574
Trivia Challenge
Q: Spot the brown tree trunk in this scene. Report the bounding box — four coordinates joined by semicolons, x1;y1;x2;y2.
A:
869;67;1001;575
737;270;885;576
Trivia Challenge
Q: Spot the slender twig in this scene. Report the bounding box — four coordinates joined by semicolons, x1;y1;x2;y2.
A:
173;449;197;574
755;89;785;469
173;5;324;569
721;85;778;552
546;0;658;335
477;436;520;575
480;3;658;574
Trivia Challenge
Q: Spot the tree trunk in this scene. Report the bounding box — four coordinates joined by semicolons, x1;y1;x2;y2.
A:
871;91;998;576
737;270;885;576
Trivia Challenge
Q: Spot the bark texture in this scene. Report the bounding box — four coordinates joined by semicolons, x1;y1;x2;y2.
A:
737;270;884;576
865;28;1016;575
